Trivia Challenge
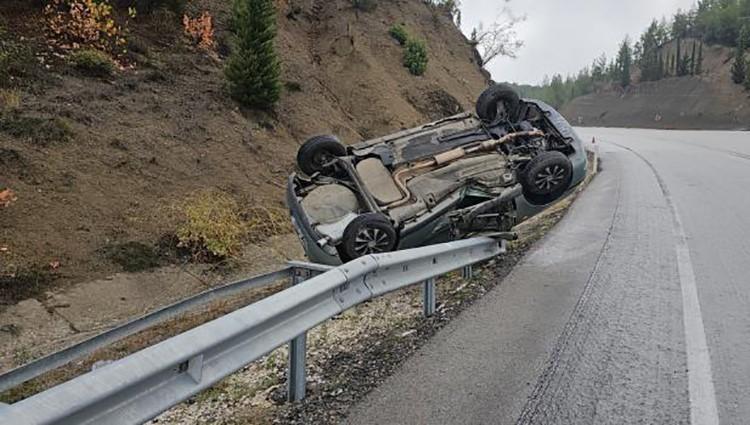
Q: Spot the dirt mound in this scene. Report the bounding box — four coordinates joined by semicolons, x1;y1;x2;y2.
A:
562;42;750;130
0;0;488;300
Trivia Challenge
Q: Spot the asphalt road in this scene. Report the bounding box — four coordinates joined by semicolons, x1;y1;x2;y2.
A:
345;128;750;425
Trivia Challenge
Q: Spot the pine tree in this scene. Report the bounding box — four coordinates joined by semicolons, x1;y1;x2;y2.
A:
732;30;748;85
225;0;281;110
695;42;703;75
690;41;697;75
616;37;632;87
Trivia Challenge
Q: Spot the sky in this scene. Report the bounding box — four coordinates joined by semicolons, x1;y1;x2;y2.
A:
460;0;697;85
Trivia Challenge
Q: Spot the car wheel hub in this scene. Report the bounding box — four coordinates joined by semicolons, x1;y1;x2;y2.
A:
354;227;390;255
535;165;566;191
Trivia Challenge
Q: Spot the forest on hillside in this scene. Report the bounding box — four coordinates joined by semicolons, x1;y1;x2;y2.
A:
511;0;750;108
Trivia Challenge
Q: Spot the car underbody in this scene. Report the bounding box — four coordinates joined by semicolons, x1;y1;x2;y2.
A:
287;85;587;264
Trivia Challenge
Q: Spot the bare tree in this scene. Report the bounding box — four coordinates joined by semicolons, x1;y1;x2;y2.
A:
471;7;525;65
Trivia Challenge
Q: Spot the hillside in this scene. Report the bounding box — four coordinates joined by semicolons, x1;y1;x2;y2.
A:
562;41;750;130
0;0;489;303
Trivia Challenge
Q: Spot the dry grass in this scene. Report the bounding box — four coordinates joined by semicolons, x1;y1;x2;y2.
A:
172;190;291;260
0;88;20;110
244;206;291;243
175;189;246;258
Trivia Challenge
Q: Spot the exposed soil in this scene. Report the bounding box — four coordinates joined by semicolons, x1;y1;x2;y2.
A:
0;0;489;304
562;40;750;130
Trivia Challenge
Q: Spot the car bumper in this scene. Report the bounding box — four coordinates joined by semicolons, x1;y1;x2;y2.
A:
286;175;343;266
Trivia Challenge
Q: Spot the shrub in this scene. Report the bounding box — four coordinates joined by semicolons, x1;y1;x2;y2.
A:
0;266;56;305
102;241;162;272
183;11;215;50
0;39;35;88
389;24;409;46
68;49;115;76
0;115;74;146
44;0;129;56
175;190;246;259
225;0;281;110
352;0;377;12
0;187;16;208
244;206;292;243
404;39;428;76
0;89;21;110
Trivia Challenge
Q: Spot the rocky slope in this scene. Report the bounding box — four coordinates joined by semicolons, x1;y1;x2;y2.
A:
0;0;489;301
562;40;750;130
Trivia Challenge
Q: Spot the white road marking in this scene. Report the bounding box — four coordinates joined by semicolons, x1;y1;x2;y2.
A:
610;142;720;425
673;207;720;425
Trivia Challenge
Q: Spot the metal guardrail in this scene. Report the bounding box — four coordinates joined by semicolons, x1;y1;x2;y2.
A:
0;262;331;395
0;237;503;425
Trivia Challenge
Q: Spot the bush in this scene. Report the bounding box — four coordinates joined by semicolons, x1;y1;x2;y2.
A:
225;0;281;110
404;39;428;76
0;114;74;146
175;190;246;259
0;89;21;110
68;49;115;77
389;24;409;45
44;0;129;56
352;0;377;12
0;39;35;88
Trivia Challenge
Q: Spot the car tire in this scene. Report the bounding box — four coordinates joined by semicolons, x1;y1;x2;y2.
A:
297;135;347;176
338;214;398;262
519;151;573;206
476;84;521;123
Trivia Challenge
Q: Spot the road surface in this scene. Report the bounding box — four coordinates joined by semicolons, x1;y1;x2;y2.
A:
345;128;750;425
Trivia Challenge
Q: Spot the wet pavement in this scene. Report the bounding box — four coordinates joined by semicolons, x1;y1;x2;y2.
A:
346;128;750;425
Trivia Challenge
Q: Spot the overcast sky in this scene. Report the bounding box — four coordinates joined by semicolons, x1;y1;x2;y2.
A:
460;0;697;85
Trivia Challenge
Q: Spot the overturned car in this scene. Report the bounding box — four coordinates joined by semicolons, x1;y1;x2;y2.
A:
287;84;587;265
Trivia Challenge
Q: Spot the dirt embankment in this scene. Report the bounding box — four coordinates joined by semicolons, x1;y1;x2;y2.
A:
0;0;488;301
562;41;750;130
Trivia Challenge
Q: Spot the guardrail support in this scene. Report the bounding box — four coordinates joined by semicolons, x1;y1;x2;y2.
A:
423;277;436;317
462;265;473;279
287;268;312;402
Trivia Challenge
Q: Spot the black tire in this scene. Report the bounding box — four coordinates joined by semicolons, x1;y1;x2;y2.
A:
297;135;347;176
519;151;574;206
338;214;398;262
476;83;521;123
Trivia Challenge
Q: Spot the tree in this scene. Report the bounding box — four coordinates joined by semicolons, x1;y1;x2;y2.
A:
225;0;281;110
732;48;747;84
591;53;607;81
616;37;632;87
674;37;692;77
548;74;566;108
695;41;704;75
639;21;662;81
471;8;525;65
690;41;698;75
731;27;748;84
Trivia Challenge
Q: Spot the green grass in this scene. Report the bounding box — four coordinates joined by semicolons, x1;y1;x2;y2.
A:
68;49;115;78
389;24;409;46
0;114;74;146
404;39;428;76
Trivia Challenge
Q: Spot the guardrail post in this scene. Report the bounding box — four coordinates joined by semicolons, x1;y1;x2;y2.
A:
287;268;311;402
423;277;436;317
462;265;473;279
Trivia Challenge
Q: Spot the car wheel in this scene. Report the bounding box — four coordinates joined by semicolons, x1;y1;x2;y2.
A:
476;84;521;123
338;214;398;262
297;135;347;176
519;151;573;206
